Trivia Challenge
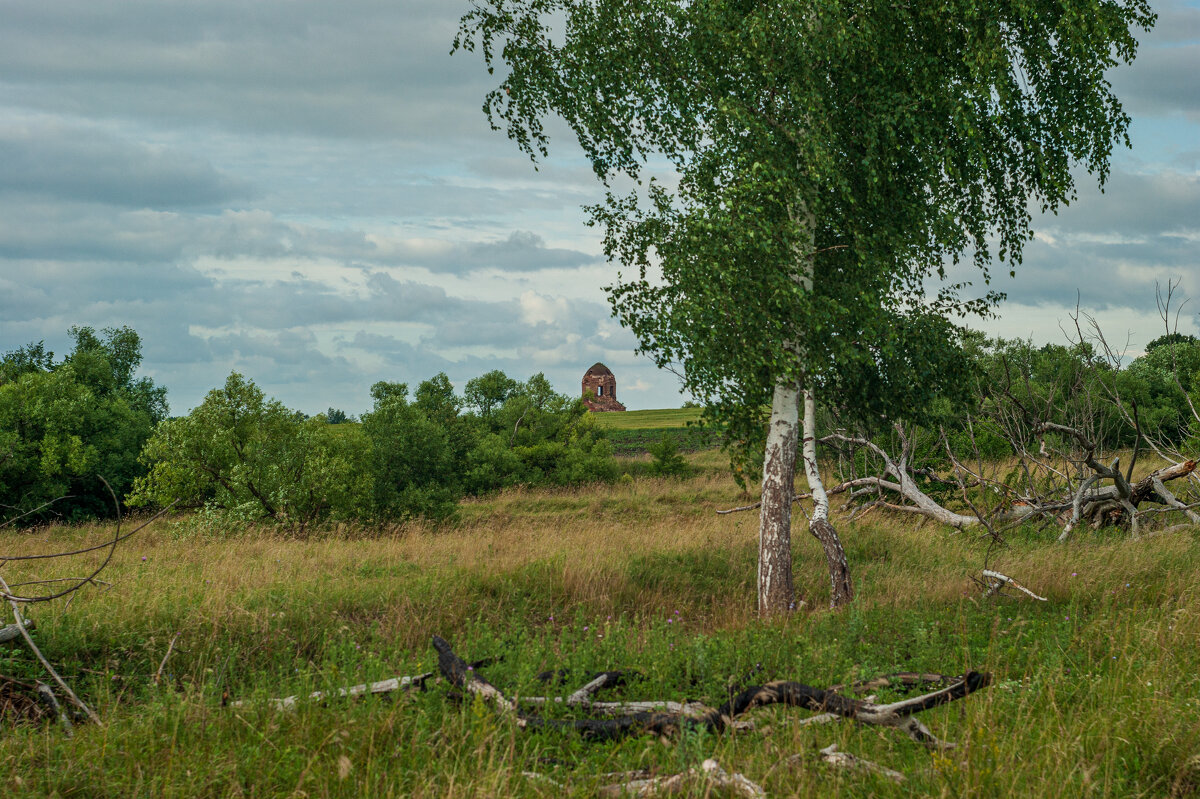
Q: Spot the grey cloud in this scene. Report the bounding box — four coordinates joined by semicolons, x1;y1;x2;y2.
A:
382;231;600;274
0;0;499;141
1040;169;1200;237
0;195;599;275
982;234;1198;312
1112;45;1200;120
0;122;251;208
1109;1;1200;119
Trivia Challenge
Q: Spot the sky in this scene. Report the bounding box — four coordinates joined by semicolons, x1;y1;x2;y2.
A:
1;1;1198;415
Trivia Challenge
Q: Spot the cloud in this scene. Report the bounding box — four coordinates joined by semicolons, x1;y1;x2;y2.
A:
1109;1;1200;120
0;120;252;208
0;0;499;141
368;230;600;274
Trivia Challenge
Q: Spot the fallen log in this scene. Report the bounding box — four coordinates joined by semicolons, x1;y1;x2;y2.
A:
597;759;766;799
810;743;905;783
234;671;436;711
981;570;1048;601
433;635;990;747
0;617;34;645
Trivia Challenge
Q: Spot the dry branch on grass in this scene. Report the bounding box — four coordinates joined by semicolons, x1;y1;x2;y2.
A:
0;489;179;730
0;617;34;645
980;570;1048;601
233;672;436;711
432;635;989;748
596;759;766;798
810;743;906;783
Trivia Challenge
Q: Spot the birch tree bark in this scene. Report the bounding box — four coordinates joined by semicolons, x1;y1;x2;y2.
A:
758;379;800;614
803;388;854;607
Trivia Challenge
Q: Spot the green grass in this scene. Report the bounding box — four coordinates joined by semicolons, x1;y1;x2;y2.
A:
2;463;1199;797
589;407;717;456
588;407;703;430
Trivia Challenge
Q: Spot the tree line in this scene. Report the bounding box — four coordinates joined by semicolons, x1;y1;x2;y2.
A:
3;324;1197;534
0;330;636;530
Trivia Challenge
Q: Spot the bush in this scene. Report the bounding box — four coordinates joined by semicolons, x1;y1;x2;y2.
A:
360;380;462;522
649;433;690;477
0;327;167;521
130;373;370;532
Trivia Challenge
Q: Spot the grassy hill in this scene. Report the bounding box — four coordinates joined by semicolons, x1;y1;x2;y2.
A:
587;407;703;429
590;407;719;456
2;457;1198;797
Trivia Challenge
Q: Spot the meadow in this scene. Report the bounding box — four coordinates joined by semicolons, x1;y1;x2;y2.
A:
1;449;1199;797
589;407;719;457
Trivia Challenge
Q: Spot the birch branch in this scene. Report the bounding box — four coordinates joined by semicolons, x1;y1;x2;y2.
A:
981;570;1048;601
811;743;905;783
597;759;765;799
0;573;102;726
233;671;437;711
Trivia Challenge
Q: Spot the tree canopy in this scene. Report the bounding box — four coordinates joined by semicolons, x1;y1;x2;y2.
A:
0;327;167;520
456;0;1155;613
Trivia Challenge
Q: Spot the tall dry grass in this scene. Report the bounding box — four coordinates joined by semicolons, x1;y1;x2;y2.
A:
1;454;1198;797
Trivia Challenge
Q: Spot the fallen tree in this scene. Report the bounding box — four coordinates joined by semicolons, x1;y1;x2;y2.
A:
432;635;989;749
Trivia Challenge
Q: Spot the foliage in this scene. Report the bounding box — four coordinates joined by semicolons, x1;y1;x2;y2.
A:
464;369;519;419
130;373;370;532
456;0;1155;468
0;327;167;521
648;433;690;477
133;370;621;527
969;335;1200;450
464;373;616;493
325;407;352;424
360;379;461;522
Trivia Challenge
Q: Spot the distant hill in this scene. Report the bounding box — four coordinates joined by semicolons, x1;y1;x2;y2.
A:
589;407;718;455
587;407;702;429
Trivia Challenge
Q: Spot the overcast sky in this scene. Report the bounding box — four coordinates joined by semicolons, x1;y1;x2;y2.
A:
1;1;1198;415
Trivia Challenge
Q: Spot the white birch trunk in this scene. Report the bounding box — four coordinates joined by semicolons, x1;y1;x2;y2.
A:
802;388;853;607
757;379;800;615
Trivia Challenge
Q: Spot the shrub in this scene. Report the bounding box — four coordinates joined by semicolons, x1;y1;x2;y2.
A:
0;327;166;521
130;373;370;532
649;433;690;477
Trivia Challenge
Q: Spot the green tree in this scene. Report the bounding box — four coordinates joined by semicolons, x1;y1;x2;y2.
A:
464;369;518;419
360;380;461;521
465;373;615;492
648;433;689;478
0;327;166;521
456;0;1154;613
131;373;369;532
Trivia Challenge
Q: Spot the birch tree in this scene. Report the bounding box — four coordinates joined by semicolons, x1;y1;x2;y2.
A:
455;0;1154;614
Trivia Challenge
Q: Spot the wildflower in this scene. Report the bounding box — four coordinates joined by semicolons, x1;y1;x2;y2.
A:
1071;572;1077;577
667;618;673;624
141;556;147;561
583;626;589;631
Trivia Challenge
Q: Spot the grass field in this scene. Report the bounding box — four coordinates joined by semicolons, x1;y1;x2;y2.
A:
2;451;1199;797
588;408;717;456
587;407;703;430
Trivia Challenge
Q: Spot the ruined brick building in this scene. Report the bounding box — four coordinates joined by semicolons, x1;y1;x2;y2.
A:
582;362;626;412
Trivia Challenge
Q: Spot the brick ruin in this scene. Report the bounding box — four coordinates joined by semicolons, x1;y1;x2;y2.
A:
582;362;626;412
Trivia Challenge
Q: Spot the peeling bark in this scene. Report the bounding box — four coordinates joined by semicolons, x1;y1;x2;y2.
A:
758;379;799;615
802;388;853;607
